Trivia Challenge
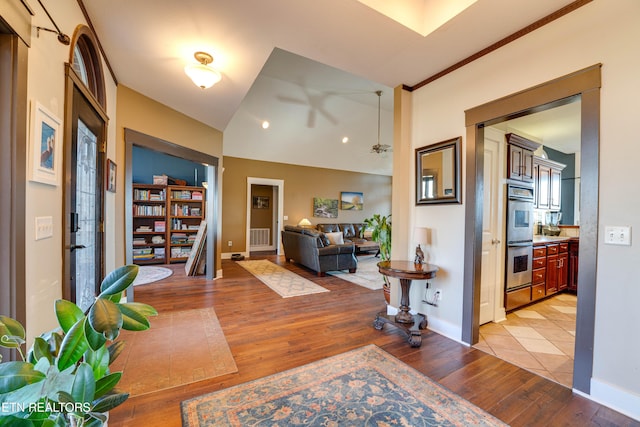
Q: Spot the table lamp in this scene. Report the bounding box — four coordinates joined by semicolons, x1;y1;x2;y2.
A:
298;218;312;228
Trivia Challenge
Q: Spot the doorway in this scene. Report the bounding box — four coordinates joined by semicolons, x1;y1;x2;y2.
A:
463;65;600;394
246;177;284;255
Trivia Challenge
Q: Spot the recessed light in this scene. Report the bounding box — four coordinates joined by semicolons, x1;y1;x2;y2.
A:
342;137;349;143
262;121;270;129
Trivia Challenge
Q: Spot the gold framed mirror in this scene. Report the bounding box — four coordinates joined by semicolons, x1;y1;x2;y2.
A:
415;137;461;205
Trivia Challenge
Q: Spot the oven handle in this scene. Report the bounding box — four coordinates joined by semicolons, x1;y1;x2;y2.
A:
507;241;533;247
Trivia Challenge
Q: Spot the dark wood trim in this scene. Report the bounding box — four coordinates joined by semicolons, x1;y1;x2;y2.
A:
462;64;601;395
0;0;33;46
68;25;108;112
123;128;219;287
0;33;28;361
407;0;593;91
75;0;117;85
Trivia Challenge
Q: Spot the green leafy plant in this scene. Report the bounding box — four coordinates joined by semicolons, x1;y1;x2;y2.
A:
364;213;391;262
0;264;156;427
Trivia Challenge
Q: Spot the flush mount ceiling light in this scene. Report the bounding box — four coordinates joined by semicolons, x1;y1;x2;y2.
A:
184;51;222;89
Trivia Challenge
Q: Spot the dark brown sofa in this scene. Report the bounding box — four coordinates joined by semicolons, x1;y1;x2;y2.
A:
281;225;357;277
316;223;379;253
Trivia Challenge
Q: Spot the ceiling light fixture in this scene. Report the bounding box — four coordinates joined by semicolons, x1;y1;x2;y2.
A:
262;120;270;129
342;137;349;144
371;90;391;154
184;51;222;89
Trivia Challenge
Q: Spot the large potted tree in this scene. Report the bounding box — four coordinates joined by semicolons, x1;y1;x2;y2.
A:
364;214;392;303
0;264;156;426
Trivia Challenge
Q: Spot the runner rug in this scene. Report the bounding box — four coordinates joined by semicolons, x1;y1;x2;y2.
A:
328;255;384;290
236;259;329;298
181;344;507;427
110;307;237;396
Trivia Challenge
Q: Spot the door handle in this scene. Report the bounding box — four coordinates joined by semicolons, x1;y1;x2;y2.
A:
491;239;501;245
70;244;87;252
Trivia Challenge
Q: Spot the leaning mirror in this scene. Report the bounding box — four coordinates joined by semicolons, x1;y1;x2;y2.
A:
415;137;461;205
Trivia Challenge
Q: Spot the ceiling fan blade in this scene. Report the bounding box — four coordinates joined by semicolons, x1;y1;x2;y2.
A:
307;110;316;128
318;107;338;125
276;95;307;105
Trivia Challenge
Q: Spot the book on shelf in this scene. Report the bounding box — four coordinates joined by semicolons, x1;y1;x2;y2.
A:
192;191;203;200
154;247;165;258
154;221;166;232
136;225;152;232
133;238;147;246
133;188;166;201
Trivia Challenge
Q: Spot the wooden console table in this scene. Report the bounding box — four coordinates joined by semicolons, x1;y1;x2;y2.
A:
373;260;438;347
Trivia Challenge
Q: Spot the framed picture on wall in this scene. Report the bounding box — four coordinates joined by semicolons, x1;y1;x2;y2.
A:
106;159;117;193
253;196;270;209
340;191;363;210
29;101;61;186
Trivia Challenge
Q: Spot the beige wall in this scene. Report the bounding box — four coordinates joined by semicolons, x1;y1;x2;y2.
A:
115;86;224;271
223;156;392;254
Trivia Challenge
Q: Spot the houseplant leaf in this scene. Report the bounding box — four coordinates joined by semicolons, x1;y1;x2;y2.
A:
84;317;106;351
0;316;26;349
54;300;84;334
94;372;121;398
70;363;96;404
88;299;122;341
84;345;109;380
56;318;89;371
107;341;125;366
31;337;53;365
0;361;45;393
91;392;129;413
98;265;138;297
117;303;154;331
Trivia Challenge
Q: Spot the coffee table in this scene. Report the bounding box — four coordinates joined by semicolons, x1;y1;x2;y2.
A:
355;240;379;254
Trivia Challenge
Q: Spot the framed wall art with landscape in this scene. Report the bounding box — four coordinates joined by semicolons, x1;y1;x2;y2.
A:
340;192;363;210
29;101;61;186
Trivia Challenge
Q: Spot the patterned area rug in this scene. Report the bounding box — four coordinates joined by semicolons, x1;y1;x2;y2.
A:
236;259;329;298
181;344;507;427
111;307;237;396
328;255;383;290
132;266;173;286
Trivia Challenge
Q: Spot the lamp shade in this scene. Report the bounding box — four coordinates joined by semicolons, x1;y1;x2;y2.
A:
414;227;429;244
184;63;221;89
298;218;312;227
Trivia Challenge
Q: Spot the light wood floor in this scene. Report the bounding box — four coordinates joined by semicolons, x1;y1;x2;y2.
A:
109;256;639;426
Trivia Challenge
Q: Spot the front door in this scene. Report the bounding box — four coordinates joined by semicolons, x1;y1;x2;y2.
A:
66;86;105;310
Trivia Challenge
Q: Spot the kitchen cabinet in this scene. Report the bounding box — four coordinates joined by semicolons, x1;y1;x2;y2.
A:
545;242;568;294
534;157;565;210
531;246;547;302
506;134;538;183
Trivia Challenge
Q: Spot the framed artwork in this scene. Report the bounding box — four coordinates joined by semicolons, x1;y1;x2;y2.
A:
253;196;270;209
29;101;61;186
313;197;338;218
340;191;363;210
106;159;117;192
185;220;207;276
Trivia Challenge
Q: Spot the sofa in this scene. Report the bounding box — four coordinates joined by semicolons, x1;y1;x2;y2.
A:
316;223;379;253
281;225;357;277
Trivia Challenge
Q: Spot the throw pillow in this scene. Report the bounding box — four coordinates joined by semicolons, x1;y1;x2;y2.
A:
325;231;344;245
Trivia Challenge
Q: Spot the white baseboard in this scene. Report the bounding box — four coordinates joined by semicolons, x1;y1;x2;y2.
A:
424;316;465;345
588;378;640;421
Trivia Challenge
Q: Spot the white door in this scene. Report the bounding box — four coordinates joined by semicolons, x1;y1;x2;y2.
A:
480;128;505;325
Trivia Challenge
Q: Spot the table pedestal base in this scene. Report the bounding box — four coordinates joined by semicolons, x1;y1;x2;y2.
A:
373;312;427;347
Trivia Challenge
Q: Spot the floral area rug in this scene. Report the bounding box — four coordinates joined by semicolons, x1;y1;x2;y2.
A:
181;344;508;427
236;259;329;298
131;266;173;286
328;255;384;290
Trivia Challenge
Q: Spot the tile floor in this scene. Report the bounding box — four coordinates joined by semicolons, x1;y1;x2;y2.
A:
475;293;577;387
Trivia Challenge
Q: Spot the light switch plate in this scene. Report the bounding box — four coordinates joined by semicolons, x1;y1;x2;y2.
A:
35;216;54;240
604;226;631;246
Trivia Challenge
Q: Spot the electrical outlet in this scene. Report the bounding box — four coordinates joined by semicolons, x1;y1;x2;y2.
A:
604;226;631;246
227;240;233;247
435;290;442;301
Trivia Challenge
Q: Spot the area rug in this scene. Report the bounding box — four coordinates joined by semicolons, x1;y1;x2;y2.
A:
181;344;507;427
328;255;383;290
131;266;173;286
110;307;237;396
236;259;329;298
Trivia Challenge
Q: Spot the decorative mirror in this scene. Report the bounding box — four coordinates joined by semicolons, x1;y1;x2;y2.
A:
415;137;461;205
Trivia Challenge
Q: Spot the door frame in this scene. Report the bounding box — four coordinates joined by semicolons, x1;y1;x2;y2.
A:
462;64;601;394
124;128;219;289
246;177;284;255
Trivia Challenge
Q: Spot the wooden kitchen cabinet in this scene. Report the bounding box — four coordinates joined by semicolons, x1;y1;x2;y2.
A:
506;134;537;183
568;239;579;291
534;157;565;211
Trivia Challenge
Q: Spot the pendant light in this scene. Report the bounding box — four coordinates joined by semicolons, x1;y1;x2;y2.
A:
185;52;222;89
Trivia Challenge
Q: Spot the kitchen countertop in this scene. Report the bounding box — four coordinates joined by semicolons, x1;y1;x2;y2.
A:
533;235;578;244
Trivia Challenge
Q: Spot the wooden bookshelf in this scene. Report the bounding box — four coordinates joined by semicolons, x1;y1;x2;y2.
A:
167;185;205;263
132;184;168;265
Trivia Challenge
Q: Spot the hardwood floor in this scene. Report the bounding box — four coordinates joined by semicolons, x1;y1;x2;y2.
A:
110;256;639;426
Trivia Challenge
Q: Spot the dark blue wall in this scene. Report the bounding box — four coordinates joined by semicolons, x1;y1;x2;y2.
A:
132;145;206;186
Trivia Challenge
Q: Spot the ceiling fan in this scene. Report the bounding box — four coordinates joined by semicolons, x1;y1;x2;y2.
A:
371;90;391;154
277;87;338;128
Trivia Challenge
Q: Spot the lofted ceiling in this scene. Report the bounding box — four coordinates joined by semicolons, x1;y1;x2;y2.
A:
81;0;579;174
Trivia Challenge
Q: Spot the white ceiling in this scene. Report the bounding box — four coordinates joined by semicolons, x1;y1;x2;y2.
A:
81;0;579;174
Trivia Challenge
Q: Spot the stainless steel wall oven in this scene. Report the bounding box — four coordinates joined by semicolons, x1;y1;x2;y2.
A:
506;183;534;290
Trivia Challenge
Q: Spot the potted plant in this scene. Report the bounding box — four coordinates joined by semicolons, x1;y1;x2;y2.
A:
364;214;392;303
0;264;156;426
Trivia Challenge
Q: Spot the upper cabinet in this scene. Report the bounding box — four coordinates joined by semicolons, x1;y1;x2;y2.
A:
534;157;565;210
506;133;539;183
